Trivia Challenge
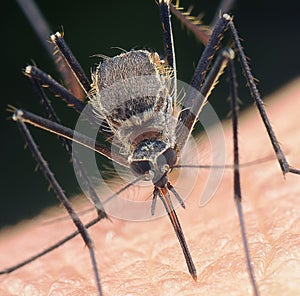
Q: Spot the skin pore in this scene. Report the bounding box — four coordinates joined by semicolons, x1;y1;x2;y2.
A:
0;79;300;295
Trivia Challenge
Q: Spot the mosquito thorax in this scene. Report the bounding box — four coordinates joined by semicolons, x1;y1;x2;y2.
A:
90;49;171;130
129;139;177;187
89;49;177;162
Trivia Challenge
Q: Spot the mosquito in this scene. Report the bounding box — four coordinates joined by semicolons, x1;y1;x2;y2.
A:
1;0;299;295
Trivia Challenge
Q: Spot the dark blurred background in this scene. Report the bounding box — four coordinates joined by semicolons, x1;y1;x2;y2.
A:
1;0;299;227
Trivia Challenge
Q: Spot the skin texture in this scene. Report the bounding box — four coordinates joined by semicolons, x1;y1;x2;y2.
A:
1;78;300;295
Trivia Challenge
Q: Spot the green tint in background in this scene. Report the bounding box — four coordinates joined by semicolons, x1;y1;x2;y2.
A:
1;0;299;227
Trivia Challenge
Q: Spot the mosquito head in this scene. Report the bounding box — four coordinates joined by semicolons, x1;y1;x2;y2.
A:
129;139;177;187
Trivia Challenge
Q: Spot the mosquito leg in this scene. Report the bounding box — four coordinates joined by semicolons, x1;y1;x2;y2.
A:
51;32;91;93
172;10;300;175
227;18;300;176
170;0;236;45
227;58;260;296
174;15;231;152
176;46;234;151
210;0;236;28
159;0;176;71
16;0;84;98
11;109;128;167
16;0;52;57
0;216;101;274
187;15;230;100
170;1;211;45
158;0;177;106
28;76;107;217
0;172;142;276
151;188;158;216
12;119;103;296
25;65;85;113
24;65;112;138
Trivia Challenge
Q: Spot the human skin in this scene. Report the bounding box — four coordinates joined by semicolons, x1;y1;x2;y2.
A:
0;79;300;295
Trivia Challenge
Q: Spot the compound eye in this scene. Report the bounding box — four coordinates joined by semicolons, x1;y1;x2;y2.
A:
156;148;177;170
130;160;152;176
